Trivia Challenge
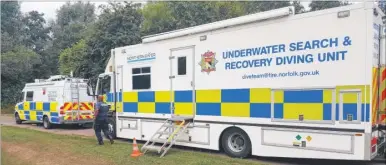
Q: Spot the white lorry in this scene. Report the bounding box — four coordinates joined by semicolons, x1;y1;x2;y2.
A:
14;75;95;129
96;3;386;160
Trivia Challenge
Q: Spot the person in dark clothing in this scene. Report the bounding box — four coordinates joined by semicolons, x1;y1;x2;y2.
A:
94;95;114;145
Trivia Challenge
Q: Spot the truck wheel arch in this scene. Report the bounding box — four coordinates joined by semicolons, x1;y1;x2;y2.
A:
43;115;49;121
218;126;252;158
14;112;22;124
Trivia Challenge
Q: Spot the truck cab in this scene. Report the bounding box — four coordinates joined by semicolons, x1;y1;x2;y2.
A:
95;72;117;138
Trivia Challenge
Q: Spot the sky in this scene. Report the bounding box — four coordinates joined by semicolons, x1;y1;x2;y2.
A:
20;1;311;21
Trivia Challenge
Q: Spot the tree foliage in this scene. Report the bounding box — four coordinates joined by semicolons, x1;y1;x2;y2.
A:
48;2;97;78
309;1;350;12
141;1;292;36
22;11;51;54
1;46;41;104
1;1;23;39
84;2;143;85
59;39;87;75
292;1;305;14
1;1;23;53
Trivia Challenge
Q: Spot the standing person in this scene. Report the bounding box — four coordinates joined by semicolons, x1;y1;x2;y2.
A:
94;95;114;145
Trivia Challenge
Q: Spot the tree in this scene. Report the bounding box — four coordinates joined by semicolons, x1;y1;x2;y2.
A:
55;1;96;28
84;2;143;86
52;1;96;50
59;39;87;76
211;1;246;20
1;46;41;105
1;1;23;53
309;1;350;12
254;1;291;12
22;11;51;54
48;1;97;75
1;1;22;38
292;1;305;14
141;2;176;36
141;1;293;36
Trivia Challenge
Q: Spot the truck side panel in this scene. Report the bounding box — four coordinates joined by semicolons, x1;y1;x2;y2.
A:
112;4;378;160
114;4;370;129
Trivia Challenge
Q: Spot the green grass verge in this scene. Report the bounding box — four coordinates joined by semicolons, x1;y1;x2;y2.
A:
1;126;266;165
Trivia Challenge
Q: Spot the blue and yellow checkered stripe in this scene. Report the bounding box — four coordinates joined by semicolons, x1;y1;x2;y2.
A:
110;85;370;122
105;93;117;111
15;102;60;123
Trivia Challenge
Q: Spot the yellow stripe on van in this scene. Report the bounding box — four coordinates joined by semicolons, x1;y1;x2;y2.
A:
123;92;138;102
283;103;323;120
138;103;155;113
24;102;30;110
30;111;37;121
50;102;58;112
36;102;43;111
174;103;193;115
221;103;250;117
196;89;221;103
155;91;173;102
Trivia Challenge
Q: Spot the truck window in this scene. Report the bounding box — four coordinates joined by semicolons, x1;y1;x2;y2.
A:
132;67;151;90
98;76;111;95
177;56;186;75
26;91;34;101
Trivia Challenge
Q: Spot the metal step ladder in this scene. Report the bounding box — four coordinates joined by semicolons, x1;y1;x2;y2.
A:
141;116;193;157
70;79;80;121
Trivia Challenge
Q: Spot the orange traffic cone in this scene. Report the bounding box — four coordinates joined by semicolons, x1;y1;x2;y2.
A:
131;138;142;157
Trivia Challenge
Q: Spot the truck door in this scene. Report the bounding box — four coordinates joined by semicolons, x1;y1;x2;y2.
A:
116;65;123;112
169;45;196;117
97;75;113;110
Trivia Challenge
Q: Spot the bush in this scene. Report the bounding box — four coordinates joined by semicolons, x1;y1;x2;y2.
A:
1;104;15;114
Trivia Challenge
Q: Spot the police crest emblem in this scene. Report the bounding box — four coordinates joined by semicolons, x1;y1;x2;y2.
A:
198;51;218;74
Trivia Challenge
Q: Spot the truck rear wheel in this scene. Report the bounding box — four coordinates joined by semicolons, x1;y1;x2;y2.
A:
43;116;52;129
221;127;251;158
15;113;22;124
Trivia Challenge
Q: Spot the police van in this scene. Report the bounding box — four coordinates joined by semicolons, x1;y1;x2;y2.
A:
97;3;386;160
14;75;95;129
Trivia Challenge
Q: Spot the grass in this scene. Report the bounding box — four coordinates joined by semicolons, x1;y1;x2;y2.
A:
1;126;267;165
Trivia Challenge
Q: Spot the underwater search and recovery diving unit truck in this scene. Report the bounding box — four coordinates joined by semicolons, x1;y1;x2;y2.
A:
95;3;386;161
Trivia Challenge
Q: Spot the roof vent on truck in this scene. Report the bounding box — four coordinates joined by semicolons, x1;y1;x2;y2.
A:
141;6;294;43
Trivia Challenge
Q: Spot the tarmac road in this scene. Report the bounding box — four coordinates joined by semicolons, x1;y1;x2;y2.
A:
0;115;384;165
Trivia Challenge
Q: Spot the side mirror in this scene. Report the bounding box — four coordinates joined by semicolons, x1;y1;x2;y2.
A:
87;86;95;96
